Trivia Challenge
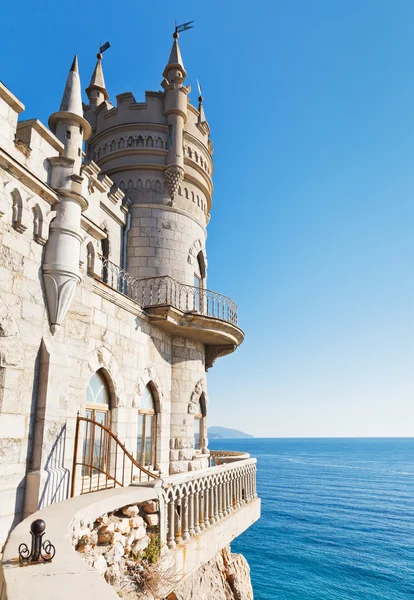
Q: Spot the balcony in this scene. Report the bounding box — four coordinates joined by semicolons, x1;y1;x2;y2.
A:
93;256;244;365
2;445;260;600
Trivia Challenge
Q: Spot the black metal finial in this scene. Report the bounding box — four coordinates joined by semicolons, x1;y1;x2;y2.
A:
19;519;56;566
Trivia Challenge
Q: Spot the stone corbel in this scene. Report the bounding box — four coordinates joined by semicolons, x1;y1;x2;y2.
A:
43;271;81;335
205;344;236;371
164;165;184;203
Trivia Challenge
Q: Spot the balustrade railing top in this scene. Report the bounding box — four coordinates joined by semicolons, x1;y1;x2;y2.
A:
97;256;239;327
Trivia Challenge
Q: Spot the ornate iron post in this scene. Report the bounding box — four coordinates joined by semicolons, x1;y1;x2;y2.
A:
18;519;55;565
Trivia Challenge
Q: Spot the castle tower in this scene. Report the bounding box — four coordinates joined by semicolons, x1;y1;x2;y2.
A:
84;32;213;286
84;34;242;473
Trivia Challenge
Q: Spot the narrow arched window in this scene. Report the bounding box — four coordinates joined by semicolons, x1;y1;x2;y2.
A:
137;385;157;469
193;252;206;312
101;230;110;284
193;395;206;451
83;370;110;476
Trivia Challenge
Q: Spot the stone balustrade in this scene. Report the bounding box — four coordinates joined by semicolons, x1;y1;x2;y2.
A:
161;457;257;549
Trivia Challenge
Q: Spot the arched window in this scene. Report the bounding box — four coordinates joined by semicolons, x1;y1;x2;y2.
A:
193;394;206;451
137;385;157;468
83;370;110;475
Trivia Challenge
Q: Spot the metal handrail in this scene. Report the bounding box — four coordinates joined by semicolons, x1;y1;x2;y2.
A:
97;255;239;326
71;415;159;497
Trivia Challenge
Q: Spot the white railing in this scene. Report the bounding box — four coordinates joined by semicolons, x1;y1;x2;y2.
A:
160;458;257;548
97;256;239;327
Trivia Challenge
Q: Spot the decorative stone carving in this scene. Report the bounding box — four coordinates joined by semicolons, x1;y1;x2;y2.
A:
188;379;207;414
134;365;164;410
187;238;206;266
164;165;184;201
87;346;126;408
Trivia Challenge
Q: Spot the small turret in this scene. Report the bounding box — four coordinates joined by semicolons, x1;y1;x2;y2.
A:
162;34;187;84
43;56;90;335
49;56;91;172
86;53;109;107
161;32;190;203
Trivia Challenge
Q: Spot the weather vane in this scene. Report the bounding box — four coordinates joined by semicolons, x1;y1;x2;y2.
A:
174;20;195;37
97;41;110;59
197;79;203;101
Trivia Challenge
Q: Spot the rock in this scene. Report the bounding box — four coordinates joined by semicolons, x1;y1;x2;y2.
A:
98;524;114;545
144;513;159;527
172;546;254;600
114;518;130;535
141;500;159;514
126;532;135;547
129;516;144;528
106;542;125;565
134;525;147;540
113;532;126;546
95;514;109;526
77;541;93;553
131;536;149;557
93;554;107;576
105;563;122;586
122;504;139;517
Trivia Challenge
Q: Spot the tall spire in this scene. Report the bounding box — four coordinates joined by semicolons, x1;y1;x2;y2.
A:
49;55;91;139
162;32;187;82
86;53;109;106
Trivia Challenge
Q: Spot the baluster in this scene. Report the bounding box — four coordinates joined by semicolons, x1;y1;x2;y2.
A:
204;486;210;528
214;481;220;523
236;473;241;509
194;490;200;534
218;480;224;520
188;489;195;537
167;496;176;548
210;481;218;524
181;494;189;541
199;490;205;530
174;496;183;545
222;478;228;517
209;483;215;525
253;465;257;498
247;470;251;501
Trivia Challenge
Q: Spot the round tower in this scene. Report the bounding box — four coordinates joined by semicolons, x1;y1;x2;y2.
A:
84;33;213;287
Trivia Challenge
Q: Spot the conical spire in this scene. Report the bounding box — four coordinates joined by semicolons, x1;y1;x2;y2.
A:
162;32;187;81
49;55;91;139
86;53;109;103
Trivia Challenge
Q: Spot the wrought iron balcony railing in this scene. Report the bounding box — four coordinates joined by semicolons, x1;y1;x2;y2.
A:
97;256;239;326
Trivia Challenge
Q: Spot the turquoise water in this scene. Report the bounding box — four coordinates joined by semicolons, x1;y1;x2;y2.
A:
208;438;414;599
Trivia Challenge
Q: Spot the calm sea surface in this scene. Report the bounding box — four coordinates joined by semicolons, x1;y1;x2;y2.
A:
208;438;414;600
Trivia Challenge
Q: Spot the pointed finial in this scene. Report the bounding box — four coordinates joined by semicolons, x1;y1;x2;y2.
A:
49;55;91;139
70;55;79;73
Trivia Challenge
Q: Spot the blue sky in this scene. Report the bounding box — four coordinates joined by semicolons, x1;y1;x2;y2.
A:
2;0;414;436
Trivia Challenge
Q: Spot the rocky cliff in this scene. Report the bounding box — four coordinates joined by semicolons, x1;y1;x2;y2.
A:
172;546;254;600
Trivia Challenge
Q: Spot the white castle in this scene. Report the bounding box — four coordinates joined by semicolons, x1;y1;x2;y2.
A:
0;32;260;599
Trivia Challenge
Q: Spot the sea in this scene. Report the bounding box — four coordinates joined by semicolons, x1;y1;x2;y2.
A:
208;438;414;600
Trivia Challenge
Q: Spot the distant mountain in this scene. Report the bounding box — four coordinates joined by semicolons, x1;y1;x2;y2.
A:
208;426;253;439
